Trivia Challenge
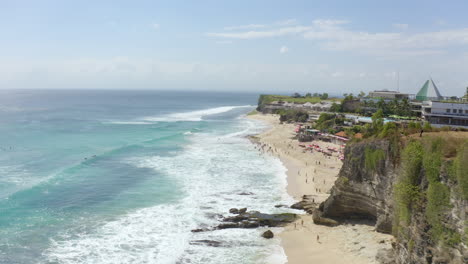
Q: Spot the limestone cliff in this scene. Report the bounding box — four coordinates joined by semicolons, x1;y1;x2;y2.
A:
319;135;468;264
320;139;396;233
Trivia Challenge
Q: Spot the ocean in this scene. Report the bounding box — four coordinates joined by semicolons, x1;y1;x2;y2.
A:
0;90;295;264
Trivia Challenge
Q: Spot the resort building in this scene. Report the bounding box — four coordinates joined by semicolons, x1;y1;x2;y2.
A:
411;79;444;117
368;90;410;100
420;101;468;127
415;79;443;101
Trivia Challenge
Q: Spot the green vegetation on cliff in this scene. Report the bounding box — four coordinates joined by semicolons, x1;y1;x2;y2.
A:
364;147;386;173
276;109;309;123
394;140;424;227
314;113;344;132
393;136;468;247
422;137;443;183
256;94;341;111
453;141;468;199
322;132;468;262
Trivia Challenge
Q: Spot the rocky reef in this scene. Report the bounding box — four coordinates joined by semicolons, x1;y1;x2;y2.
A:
318;135;468;264
192;208;297;232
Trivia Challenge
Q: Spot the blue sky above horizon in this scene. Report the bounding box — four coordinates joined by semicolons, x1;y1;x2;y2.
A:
1;0;467;96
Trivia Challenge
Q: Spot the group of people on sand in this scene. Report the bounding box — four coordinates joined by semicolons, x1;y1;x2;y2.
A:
255;139;336;194
254;133;336;246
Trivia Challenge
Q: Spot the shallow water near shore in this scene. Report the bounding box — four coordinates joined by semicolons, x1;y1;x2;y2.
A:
0;90;295;264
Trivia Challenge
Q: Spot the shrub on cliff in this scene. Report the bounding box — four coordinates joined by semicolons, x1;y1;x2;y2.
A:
393;137;467;247
453;141;468;199
393;140;424;229
426;182;453;244
422;137;443;183
276;109;308;123
364;147;386;173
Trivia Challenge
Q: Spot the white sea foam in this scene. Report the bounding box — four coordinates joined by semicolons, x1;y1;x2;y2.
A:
0;165;50;199
45;117;294;264
103;121;154;125
142;105;254;122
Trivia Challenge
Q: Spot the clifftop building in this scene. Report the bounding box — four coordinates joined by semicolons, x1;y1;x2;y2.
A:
420;101;468;127
415;79;443;101
413;79;468;127
368;90;409;100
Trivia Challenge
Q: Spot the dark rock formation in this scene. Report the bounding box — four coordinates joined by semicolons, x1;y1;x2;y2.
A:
218;211;297;229
274;204;288;208
192;209;297;232
262;230;274;239
290;195;318;214
312;209;339;226
191;228;207;233
190;240;223;247
229;208;239;214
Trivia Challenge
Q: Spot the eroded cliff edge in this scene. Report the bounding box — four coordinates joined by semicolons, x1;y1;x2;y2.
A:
318;134;467;264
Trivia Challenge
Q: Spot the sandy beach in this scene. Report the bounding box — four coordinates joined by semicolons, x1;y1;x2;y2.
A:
248;113;393;264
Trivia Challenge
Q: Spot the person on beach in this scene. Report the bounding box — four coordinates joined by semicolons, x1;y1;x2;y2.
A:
317;235;320;242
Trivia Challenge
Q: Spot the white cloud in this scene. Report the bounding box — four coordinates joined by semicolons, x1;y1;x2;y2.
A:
223;24;266;31
312;19;349;27
206;19;468;57
276;19;298;26
303;20;468;57
206;26;311;39
152;23;160;30
393;23;409;30
280;46;289;54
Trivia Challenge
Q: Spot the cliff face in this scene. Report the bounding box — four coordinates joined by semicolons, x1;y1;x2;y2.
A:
320;137;468;264
321;140;396;233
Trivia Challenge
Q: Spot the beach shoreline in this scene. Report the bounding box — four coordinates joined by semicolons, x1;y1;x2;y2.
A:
247;113;393;264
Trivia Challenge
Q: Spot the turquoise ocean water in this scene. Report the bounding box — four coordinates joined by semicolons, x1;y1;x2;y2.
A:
0;90;294;264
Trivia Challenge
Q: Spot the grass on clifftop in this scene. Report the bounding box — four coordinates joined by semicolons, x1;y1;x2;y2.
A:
258;94;342;105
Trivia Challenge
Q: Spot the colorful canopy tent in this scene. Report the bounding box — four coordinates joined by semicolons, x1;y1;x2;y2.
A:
416;79;443;101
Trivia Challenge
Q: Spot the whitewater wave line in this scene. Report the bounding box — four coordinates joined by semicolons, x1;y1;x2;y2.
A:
141;105;254;122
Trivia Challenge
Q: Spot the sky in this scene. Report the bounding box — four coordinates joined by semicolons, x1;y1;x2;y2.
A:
0;0;467;96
